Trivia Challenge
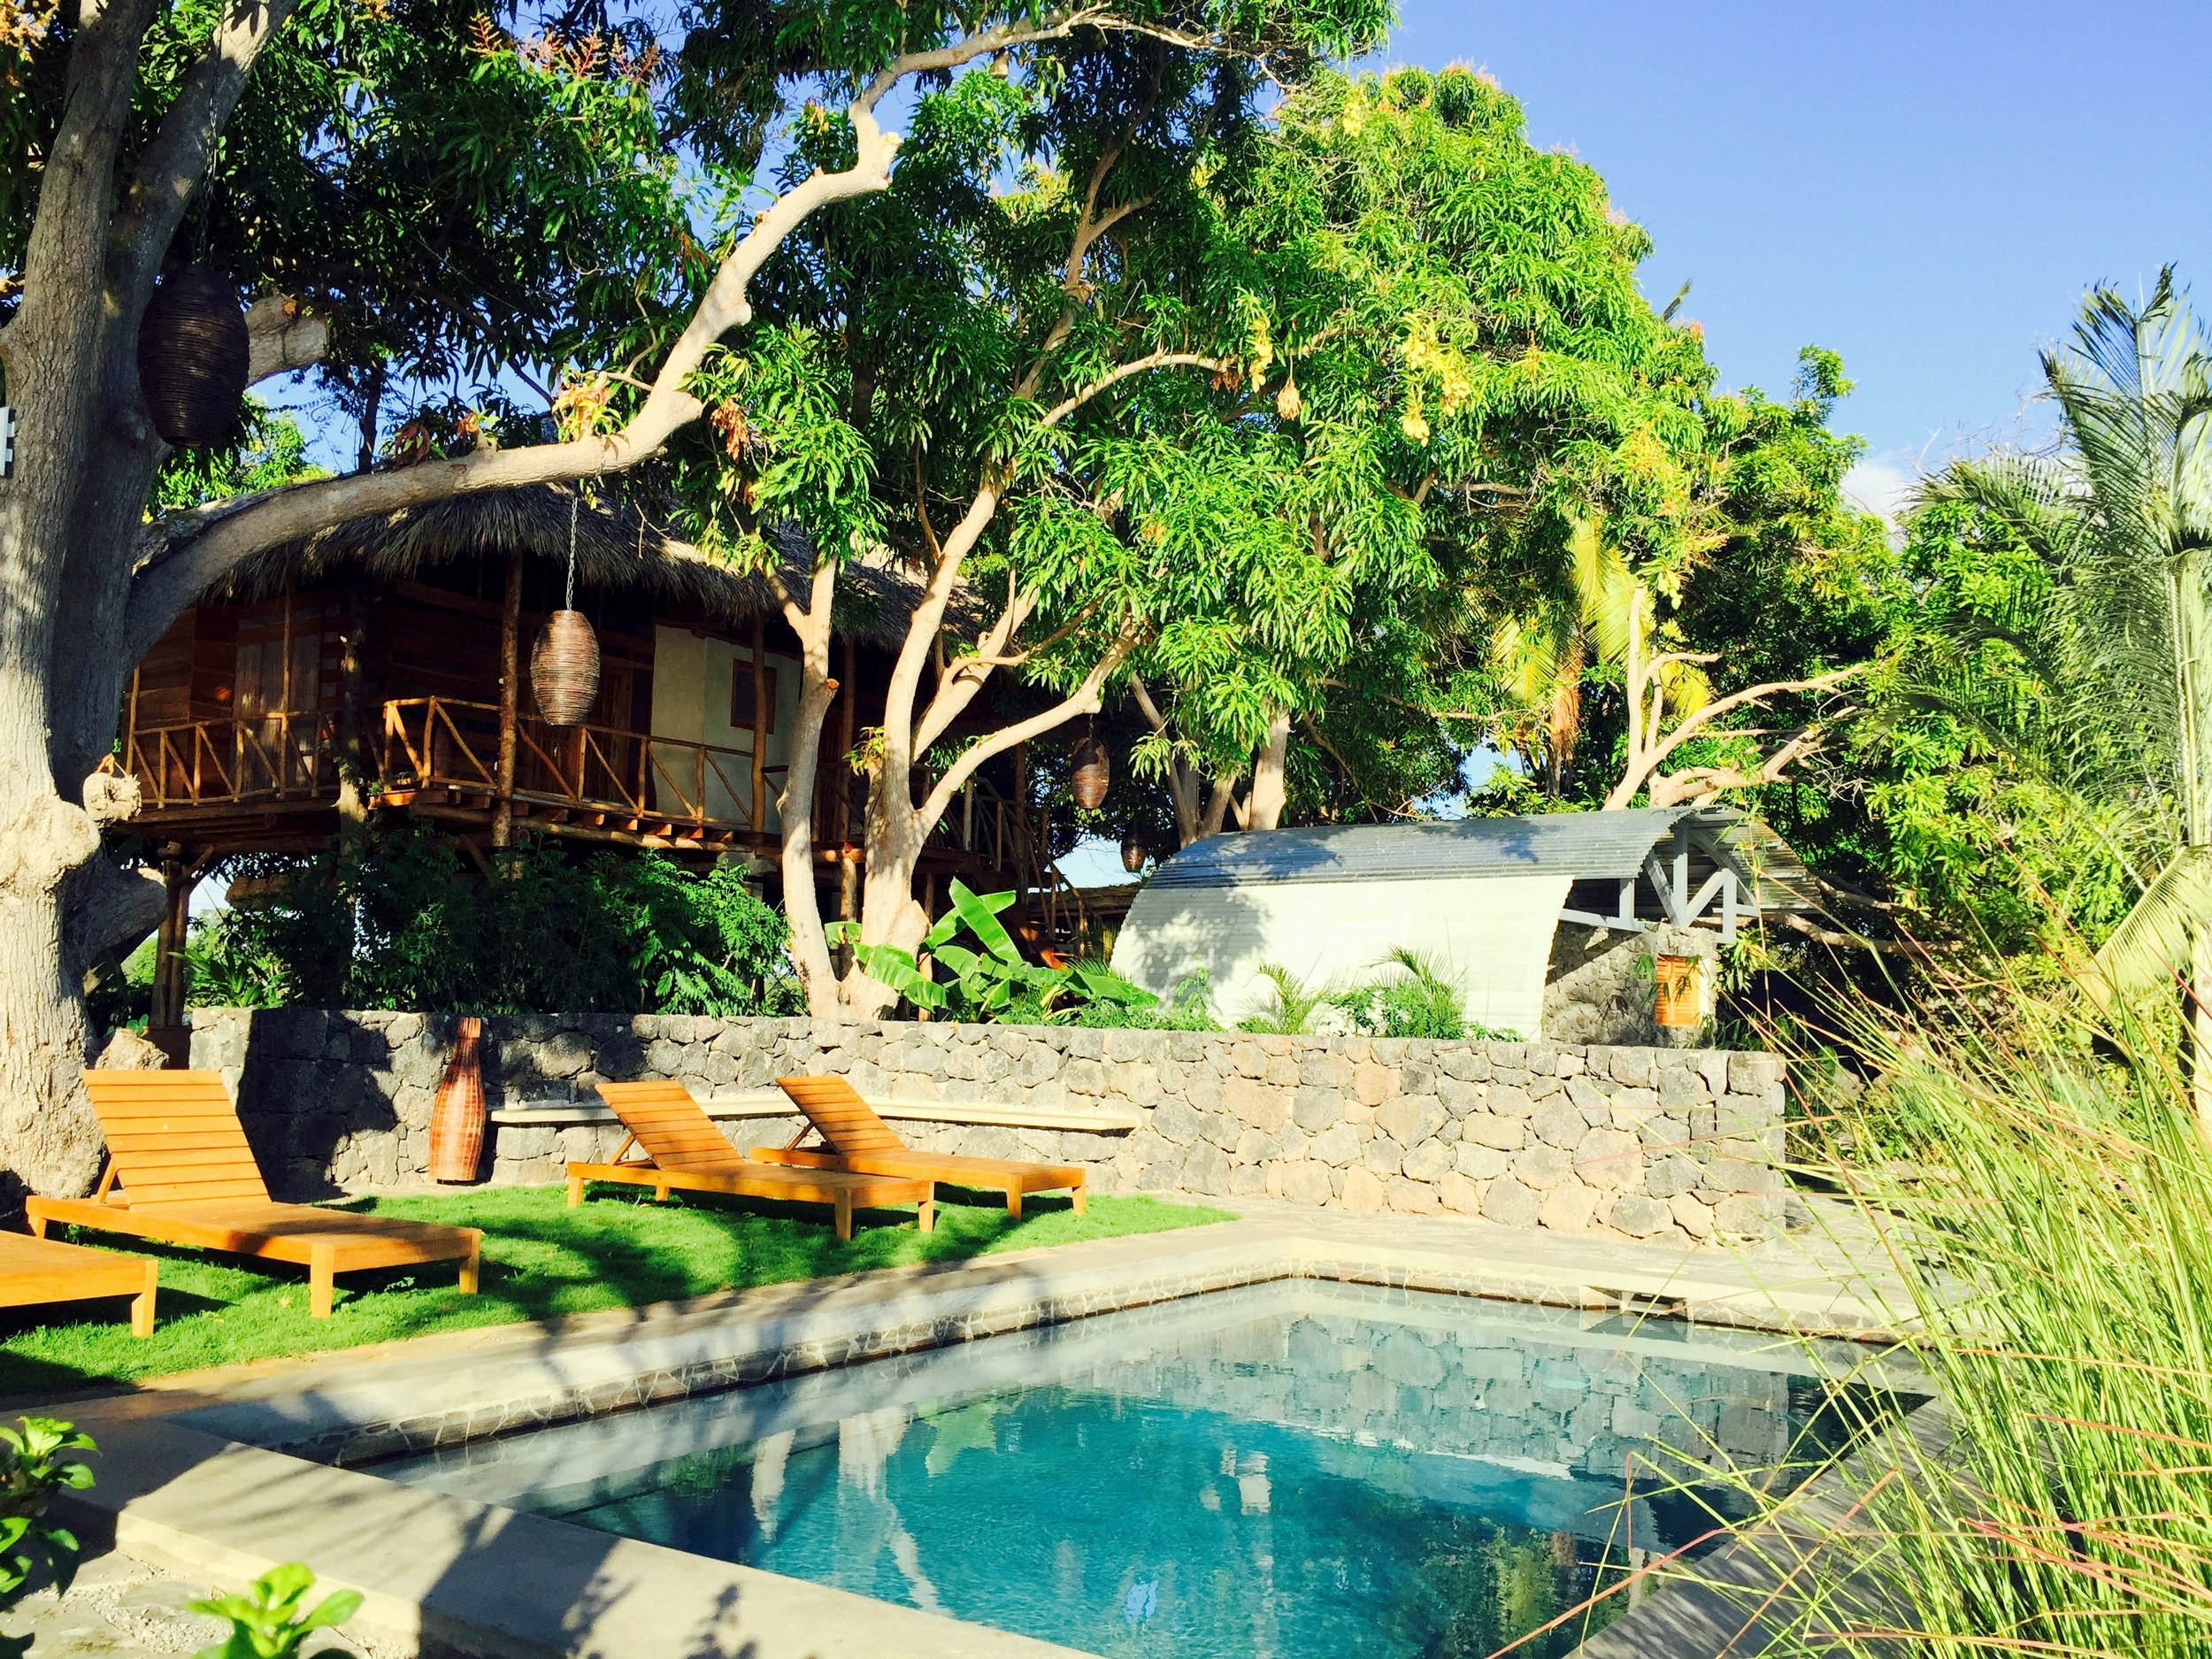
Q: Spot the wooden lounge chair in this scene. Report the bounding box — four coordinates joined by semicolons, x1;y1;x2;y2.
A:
759;1076;1087;1220
27;1071;480;1318
0;1233;157;1338
570;1081;935;1241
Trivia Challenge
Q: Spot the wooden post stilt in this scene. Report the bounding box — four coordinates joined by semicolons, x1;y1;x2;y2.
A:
491;551;523;849
749;614;767;832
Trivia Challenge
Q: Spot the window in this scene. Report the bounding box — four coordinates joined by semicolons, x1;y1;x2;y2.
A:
731;657;777;733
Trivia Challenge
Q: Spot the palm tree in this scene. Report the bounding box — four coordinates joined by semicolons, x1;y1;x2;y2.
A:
1920;270;2212;1120
1486;519;1709;794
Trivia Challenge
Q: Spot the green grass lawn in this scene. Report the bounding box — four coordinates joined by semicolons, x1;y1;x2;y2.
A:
0;1185;1231;1402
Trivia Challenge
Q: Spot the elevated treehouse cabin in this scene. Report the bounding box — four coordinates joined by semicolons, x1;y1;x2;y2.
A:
110;488;1085;1023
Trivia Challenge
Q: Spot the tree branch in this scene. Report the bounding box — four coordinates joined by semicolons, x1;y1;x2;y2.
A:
916;627;1140;829
1637;664;1863;775
1608;662;1865;809
119;12;1093;664
243;294;328;384
1040;349;1231;428
112;0;301;297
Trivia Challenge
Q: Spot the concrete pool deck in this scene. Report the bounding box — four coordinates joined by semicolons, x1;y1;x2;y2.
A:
29;1202;1915;1659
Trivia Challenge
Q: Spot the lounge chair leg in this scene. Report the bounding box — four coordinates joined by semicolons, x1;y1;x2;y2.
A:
918;1195;935;1235
309;1242;335;1319
654;1181;671;1203
459;1233;480;1296
567;1174;585;1207
834;1191;852;1242
130;1262;157;1339
1072;1184;1087;1217
1006;1190;1022;1222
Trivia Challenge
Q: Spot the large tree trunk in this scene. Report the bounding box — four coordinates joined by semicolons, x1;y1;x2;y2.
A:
1246;705;1292;831
0;0;171;1196
772;570;843;1016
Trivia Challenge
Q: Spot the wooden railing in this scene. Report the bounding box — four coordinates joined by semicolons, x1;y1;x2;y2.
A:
114;710;342;810
108;701;1076;936
380;697;765;834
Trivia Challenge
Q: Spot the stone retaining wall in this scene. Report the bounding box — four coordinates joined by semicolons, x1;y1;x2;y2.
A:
188;1009;1786;1245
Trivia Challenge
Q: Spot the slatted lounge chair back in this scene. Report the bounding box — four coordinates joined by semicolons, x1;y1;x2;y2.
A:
81;1070;271;1206
775;1075;909;1156
595;1081;747;1172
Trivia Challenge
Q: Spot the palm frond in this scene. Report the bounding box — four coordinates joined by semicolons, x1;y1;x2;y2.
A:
2091;844;2212;997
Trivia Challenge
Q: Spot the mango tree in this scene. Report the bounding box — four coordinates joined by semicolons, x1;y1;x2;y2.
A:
0;0;1335;1193
672;4;1386;1017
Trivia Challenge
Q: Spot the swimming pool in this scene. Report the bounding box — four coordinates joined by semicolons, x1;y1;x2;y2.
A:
380;1283;1869;1658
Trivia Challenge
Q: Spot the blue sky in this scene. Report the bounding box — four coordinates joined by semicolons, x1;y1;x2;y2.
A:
1374;0;2212;518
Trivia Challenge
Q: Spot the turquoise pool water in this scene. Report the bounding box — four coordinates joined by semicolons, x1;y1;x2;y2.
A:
381;1285;1868;1657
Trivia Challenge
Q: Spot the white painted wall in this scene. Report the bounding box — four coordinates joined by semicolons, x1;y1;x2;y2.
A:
1110;872;1570;1040
648;625;801;829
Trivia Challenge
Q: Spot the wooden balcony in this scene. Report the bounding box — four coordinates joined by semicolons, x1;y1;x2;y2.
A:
104;699;1061;902
379;696;768;850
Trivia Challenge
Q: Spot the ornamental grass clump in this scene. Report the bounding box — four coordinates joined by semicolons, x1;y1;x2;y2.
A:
1717;988;2212;1656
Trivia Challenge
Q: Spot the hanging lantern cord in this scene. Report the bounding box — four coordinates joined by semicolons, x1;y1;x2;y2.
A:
565;488;580;611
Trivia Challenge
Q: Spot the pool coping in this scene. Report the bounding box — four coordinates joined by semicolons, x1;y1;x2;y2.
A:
44;1211;1916;1659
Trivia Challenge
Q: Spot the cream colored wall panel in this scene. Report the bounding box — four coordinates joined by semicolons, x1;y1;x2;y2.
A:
1112;872;1568;1040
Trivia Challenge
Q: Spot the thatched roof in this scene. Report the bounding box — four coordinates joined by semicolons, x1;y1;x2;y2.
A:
214;483;941;645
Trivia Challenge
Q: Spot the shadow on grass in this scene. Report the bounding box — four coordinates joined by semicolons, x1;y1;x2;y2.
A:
0;1186;1224;1404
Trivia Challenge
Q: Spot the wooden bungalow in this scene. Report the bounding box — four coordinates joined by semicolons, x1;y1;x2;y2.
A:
109;487;1081;1023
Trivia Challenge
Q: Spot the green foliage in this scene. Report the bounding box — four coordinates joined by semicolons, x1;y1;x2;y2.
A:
189;1565;361;1659
182;826;803;1017
1904;273;2212;998
1332;947;1470;1041
1708;976;2212;1655
0;1417;95;1659
1064;965;1220;1031
832;882;1191;1026
1236;963;1338;1035
151;403;325;512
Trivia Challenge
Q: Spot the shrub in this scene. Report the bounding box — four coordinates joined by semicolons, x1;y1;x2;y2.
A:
1682;979;2212;1655
180;825;803;1018
0;1417;95;1659
189;1563;361;1659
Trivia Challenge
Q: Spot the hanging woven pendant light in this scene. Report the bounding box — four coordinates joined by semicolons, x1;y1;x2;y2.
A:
1070;719;1110;810
531;491;601;726
137;265;249;447
1120;829;1148;873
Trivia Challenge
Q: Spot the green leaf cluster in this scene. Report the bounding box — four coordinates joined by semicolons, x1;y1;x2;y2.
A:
180;826;803;1017
831;880;1206;1026
188;1563;361;1659
0;1417;95;1659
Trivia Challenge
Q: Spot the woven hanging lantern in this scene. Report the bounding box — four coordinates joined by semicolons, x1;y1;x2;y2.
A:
137;265;250;447
532;491;602;725
1120;830;1148;873
1654;954;1701;1029
427;1016;486;1182
532;610;601;725
1070;723;1110;810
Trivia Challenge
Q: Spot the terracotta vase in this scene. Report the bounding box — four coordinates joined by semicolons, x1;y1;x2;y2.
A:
427;1016;487;1182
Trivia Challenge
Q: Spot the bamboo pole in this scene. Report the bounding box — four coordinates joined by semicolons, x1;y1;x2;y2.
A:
491;551;523;849
335;576;371;820
151;855;188;1034
750;614;767;832
838;634;856;842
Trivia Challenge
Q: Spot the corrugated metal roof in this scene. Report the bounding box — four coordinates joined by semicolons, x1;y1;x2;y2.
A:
1145;807;1809;911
